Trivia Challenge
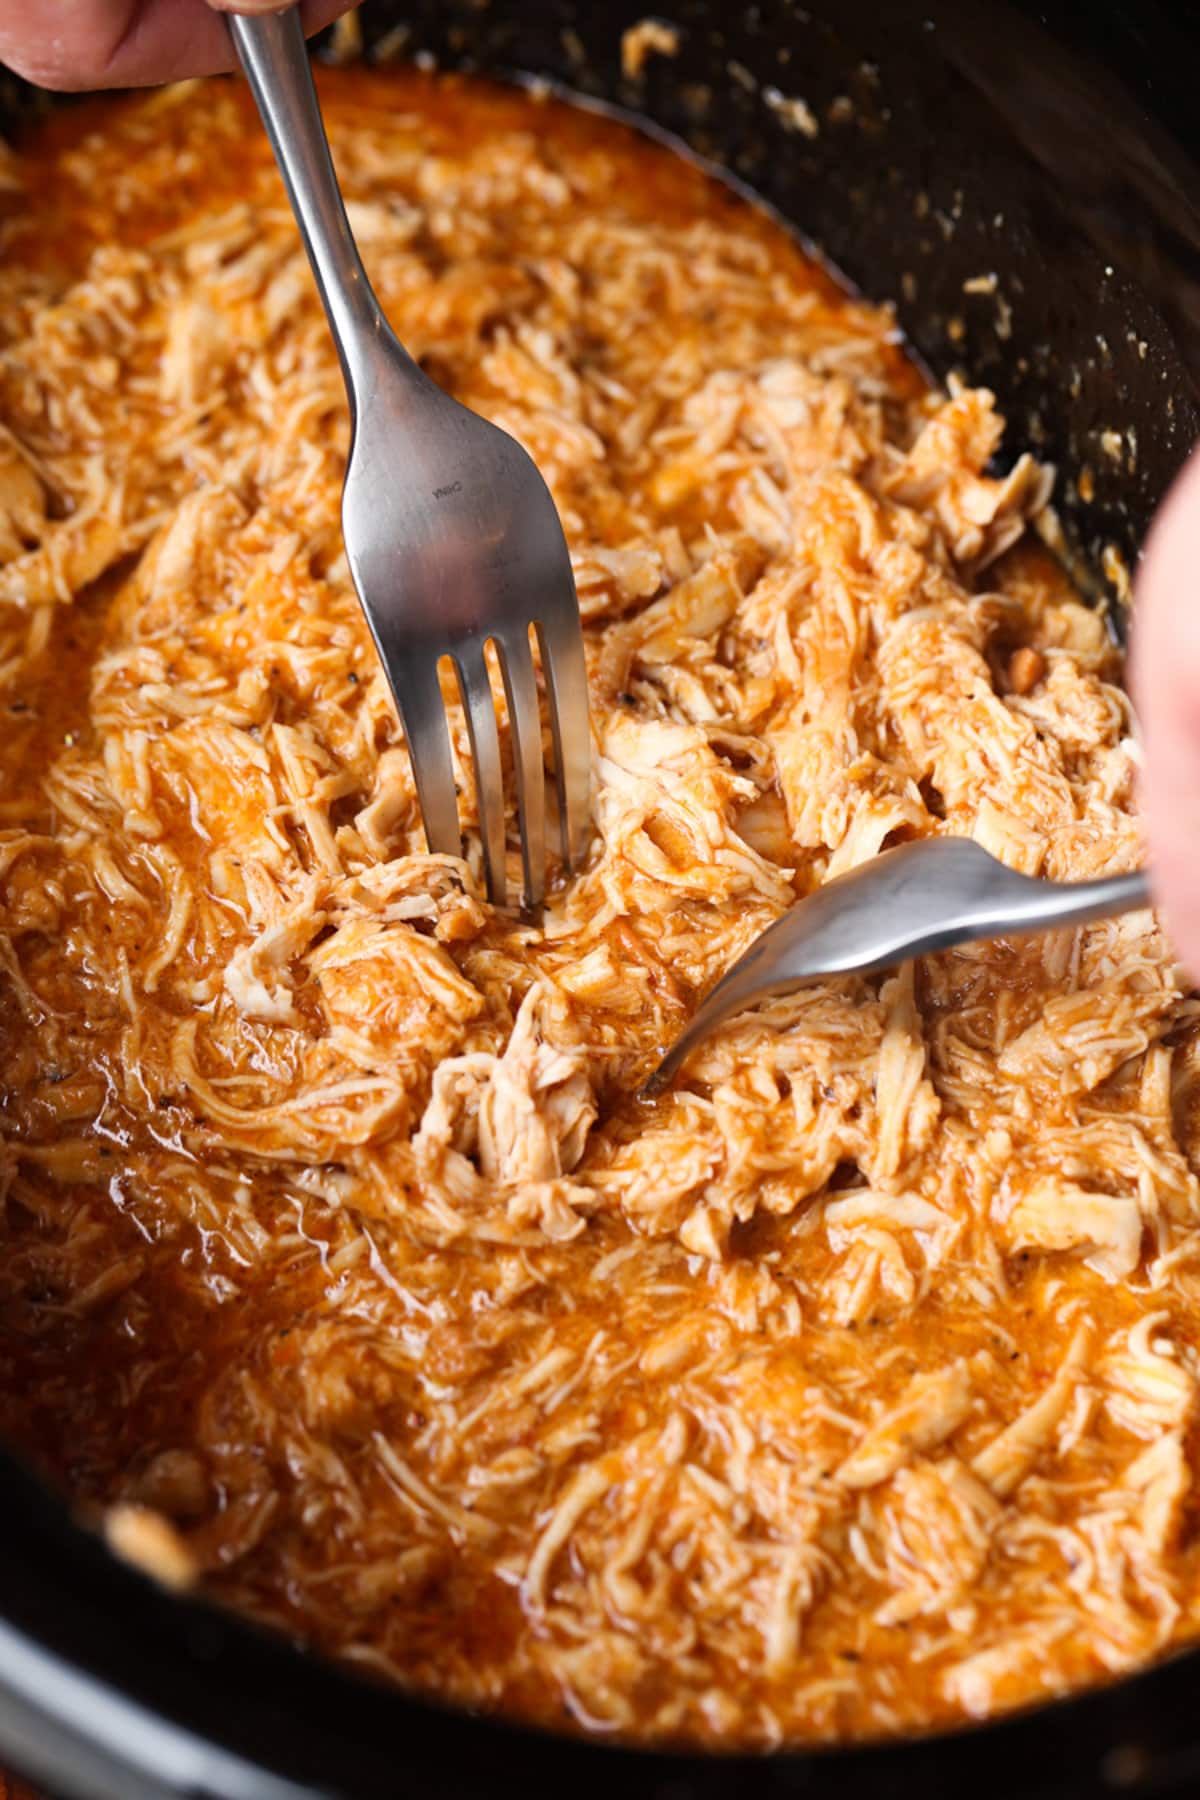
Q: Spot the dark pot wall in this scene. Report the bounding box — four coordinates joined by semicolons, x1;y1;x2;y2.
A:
335;0;1200;621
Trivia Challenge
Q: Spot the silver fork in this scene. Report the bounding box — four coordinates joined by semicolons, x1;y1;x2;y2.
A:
644;838;1152;1096
229;9;590;909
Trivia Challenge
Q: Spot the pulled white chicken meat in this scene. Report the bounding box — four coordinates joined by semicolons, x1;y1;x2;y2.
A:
0;69;1196;1748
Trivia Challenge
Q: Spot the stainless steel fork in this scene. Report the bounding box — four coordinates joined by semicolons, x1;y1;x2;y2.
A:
229;8;591;909
644;837;1153;1095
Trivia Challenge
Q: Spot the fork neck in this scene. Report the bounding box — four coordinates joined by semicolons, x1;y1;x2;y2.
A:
227;9;415;398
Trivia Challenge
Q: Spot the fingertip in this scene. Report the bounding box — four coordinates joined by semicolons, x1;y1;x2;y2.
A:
1133;446;1200;708
4;1;360;93
1133;441;1200;980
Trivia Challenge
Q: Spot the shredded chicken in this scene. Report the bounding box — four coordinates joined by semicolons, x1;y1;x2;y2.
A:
0;66;1196;1752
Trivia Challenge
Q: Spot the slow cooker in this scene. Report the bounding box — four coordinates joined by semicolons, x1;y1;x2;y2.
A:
1;1;1199;1794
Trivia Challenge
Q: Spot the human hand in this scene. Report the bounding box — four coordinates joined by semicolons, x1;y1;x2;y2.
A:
0;0;355;91
1132;446;1200;979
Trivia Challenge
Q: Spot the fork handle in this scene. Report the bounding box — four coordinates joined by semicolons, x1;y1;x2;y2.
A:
995;866;1152;932
643;863;1154;1098
227;8;416;395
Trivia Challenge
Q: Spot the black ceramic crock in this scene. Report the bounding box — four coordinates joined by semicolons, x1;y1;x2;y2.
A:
2;2;1200;1795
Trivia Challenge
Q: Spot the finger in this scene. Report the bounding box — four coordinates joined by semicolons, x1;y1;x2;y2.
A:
208;0;325;11
0;0;354;91
1131;441;1200;979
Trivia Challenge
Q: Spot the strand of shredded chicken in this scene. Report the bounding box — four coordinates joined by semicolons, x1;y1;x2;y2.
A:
0;67;1197;1749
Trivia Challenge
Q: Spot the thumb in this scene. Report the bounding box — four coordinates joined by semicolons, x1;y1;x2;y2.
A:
206;0;355;20
207;0;322;11
1131;443;1200;979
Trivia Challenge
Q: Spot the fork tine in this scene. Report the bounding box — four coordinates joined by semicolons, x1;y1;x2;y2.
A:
390;660;461;860
497;629;546;911
535;611;591;870
454;642;507;908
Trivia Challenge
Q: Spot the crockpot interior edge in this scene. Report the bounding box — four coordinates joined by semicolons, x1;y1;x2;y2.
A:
0;3;1198;1797
356;0;1200;618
